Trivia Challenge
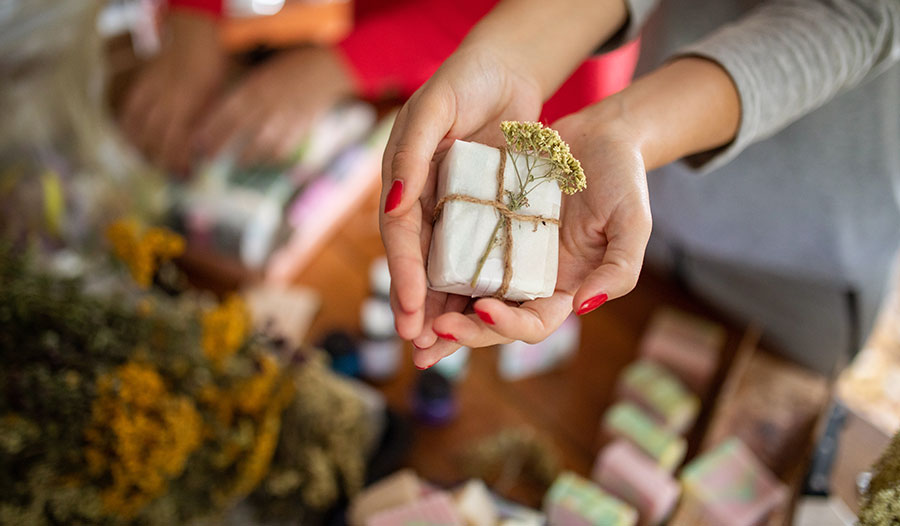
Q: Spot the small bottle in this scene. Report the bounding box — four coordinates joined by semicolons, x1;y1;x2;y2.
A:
359;297;401;382
411;369;457;425
369;257;391;299
318;329;360;378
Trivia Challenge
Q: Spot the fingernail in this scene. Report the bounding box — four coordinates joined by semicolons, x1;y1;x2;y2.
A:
412;341;427;350
415;364;428;370
435;331;457;342
384;180;403;213
475;309;494;325
576;293;608;315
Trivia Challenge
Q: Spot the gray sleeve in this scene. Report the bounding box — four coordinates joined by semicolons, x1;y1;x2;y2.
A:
600;0;660;51
675;0;900;172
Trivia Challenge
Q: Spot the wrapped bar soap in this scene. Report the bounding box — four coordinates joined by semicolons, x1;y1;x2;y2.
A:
427;122;585;302
677;438;787;526
367;492;463;526
638;308;724;396
616;360;700;434
348;469;421;526
544;471;638;526
592;439;681;526
601;402;687;473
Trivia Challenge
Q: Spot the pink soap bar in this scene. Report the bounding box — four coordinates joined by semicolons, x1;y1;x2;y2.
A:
349;469;421;526
367;492;463;526
592;440;681;526
639;308;724;396
678;438;788;526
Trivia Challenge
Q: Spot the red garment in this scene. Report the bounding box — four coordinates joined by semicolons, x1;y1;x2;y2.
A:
167;0;639;120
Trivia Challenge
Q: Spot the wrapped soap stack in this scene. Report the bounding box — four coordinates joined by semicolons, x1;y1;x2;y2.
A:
562;307;793;526
172;102;377;269
428;122;585;302
347;470;545;526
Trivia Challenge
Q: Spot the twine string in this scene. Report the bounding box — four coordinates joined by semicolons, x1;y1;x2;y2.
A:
432;147;559;298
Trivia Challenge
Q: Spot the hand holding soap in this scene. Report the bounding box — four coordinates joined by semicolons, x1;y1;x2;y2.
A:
427;122;585;302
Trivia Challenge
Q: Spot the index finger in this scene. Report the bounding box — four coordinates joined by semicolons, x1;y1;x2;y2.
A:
381;87;456;216
378;88;455;328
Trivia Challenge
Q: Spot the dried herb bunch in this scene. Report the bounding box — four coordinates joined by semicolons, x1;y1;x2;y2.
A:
0;224;367;525
859;430;900;525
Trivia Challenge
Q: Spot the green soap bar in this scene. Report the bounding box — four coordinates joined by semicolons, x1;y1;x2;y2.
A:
545;471;637;526
603;402;687;472
621;360;700;431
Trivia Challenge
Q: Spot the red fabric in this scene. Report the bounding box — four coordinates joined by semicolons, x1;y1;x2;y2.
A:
541;37;641;123
166;0;641;119
335;0;496;99
168;0;223;17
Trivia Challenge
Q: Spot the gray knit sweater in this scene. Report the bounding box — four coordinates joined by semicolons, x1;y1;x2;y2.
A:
617;0;900;346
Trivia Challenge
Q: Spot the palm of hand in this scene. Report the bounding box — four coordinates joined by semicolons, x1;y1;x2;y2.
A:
409;119;651;368
380;49;545;361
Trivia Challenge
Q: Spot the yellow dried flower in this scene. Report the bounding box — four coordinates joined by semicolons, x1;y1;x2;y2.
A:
105;219;185;288
220;377;294;504
500;121;586;195
84;362;202;519
202;295;250;370
234;353;280;415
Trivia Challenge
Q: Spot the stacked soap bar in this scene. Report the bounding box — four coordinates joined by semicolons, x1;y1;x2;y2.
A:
427;140;561;302
602;402;687;473
348;469;422;526
677;438;788;526
592;440;681;526
453;479;498;526
368;492;463;526
544;472;637;526
639;308;724;396
617;360;700;434
348;471;543;526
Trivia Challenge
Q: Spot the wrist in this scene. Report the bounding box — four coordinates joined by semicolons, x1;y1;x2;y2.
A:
462;0;628;101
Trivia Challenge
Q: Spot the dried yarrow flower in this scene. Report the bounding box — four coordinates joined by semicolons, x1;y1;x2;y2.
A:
501;121;586;195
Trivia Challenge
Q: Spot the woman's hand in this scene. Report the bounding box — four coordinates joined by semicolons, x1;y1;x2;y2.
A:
379;45;546;365
408;107;653;368
120;12;225;174
193;46;355;166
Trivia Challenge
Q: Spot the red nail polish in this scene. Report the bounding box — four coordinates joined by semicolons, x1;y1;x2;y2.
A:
475;309;494;325
415;364;427;370
435;331;457;342
576;293;608;315
384;180;403;213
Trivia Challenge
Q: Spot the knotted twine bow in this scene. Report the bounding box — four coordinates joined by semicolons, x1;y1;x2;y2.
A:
432;147;560;299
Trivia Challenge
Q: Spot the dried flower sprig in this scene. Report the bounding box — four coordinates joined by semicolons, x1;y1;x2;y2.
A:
501;121;586;195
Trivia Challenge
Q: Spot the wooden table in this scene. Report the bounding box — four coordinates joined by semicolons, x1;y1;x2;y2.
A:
290;187;747;507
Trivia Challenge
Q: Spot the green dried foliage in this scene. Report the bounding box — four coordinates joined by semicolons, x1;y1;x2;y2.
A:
0;245;367;525
860;430;900;525
462;427;561;490
858;486;900;526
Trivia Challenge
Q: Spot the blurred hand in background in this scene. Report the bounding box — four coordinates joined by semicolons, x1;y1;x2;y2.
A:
120;13;354;173
120;11;225;174
193;46;354;167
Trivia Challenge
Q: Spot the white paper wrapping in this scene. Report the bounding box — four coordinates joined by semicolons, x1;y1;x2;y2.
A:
427;140;561;301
